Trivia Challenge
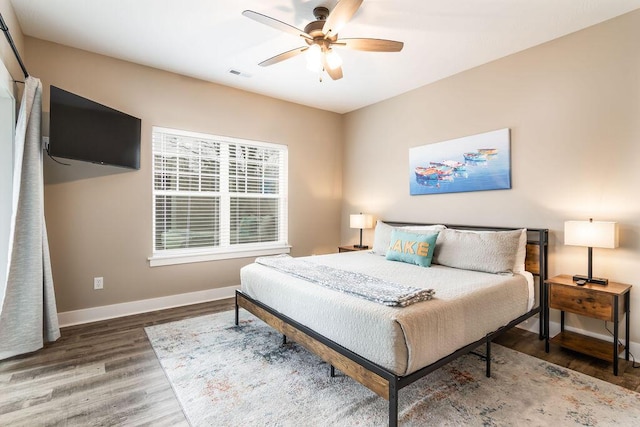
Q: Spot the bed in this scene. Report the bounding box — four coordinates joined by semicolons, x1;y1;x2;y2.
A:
235;222;548;426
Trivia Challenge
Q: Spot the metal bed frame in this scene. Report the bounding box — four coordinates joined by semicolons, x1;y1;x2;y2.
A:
235;223;549;426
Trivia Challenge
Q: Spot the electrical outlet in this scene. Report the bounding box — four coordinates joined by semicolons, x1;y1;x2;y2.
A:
94;277;104;290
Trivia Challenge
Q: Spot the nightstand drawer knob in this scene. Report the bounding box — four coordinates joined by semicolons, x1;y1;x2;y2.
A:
576;299;582;304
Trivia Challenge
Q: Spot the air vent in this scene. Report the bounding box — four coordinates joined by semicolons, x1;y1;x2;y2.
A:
228;69;252;78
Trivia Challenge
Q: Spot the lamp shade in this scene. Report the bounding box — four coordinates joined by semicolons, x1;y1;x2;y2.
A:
325;49;342;70
350;214;374;230
306;44;323;72
564;220;619;249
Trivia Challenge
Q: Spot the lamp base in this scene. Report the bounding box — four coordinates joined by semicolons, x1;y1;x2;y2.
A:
353;244;369;249
572;274;608;285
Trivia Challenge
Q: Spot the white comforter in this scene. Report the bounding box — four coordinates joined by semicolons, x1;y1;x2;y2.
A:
240;251;532;376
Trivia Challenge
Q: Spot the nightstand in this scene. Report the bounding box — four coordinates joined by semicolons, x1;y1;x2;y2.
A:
544;274;631;375
338;245;370;253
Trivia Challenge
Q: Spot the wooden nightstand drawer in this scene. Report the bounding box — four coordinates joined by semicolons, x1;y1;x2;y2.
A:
549;286;614;321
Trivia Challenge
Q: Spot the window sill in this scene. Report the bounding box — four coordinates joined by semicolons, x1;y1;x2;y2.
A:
148;245;291;267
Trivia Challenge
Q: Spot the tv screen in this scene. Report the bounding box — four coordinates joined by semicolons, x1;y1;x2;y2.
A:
49;86;141;169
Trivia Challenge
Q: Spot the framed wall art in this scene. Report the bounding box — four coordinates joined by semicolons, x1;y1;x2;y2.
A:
409;128;511;196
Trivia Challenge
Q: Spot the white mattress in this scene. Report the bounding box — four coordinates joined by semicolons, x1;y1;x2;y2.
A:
240;251;532;376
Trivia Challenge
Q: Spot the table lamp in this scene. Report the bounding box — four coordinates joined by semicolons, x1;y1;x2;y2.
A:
350;213;374;249
564;218;619;285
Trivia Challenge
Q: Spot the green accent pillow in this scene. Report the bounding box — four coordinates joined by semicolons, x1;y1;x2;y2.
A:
385;230;439;267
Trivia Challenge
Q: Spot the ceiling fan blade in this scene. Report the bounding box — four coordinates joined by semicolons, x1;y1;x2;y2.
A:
322;55;344;80
322;0;363;38
336;38;404;52
242;10;312;40
259;46;308;67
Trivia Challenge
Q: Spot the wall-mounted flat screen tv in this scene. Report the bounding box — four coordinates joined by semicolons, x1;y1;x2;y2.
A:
49;86;141;169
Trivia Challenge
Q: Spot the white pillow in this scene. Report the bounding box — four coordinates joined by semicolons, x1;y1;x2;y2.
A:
372;221;395;255
432;228;527;273
514;229;527;274
372;221;446;256
433;228;523;274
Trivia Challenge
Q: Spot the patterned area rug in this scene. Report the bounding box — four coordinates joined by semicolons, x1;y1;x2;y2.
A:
145;311;640;426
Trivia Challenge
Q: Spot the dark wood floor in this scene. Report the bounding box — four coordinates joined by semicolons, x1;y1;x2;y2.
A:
1;299;638;425
493;327;640;392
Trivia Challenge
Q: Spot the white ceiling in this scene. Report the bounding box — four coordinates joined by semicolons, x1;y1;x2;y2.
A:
10;0;640;114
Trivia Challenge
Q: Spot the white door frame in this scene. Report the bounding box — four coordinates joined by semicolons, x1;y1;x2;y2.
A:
0;58;16;303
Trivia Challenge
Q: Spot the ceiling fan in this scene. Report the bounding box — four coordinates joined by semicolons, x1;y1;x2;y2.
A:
242;0;404;81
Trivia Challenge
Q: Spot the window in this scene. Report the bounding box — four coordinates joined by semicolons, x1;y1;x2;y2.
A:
150;127;288;266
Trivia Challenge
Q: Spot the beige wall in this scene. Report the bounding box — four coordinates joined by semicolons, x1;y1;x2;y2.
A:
342;10;640;343
26;38;343;312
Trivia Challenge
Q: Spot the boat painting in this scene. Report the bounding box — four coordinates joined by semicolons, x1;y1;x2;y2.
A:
409;128;511;195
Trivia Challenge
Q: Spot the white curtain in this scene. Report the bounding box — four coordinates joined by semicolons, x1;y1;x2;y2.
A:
0;76;60;360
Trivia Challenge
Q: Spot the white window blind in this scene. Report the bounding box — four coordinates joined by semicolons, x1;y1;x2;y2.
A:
151;127;288;264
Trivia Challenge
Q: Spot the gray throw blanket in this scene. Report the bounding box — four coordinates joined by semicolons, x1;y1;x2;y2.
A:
255;255;435;307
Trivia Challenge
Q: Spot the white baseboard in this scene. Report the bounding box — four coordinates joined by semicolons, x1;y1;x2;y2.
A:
516;315;640;361
57;285;239;327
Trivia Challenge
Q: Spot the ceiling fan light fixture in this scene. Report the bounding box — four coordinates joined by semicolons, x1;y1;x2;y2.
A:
244;0;403;81
306;44;323;72
325;49;342;70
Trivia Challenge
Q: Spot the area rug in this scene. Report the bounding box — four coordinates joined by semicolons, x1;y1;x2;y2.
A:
145;310;640;426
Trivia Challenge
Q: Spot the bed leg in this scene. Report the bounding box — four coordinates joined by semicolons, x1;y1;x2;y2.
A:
539;278;546;340
330;365;336;377
486;339;491;378
389;383;398;427
282;335;287;345
234;296;239;326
